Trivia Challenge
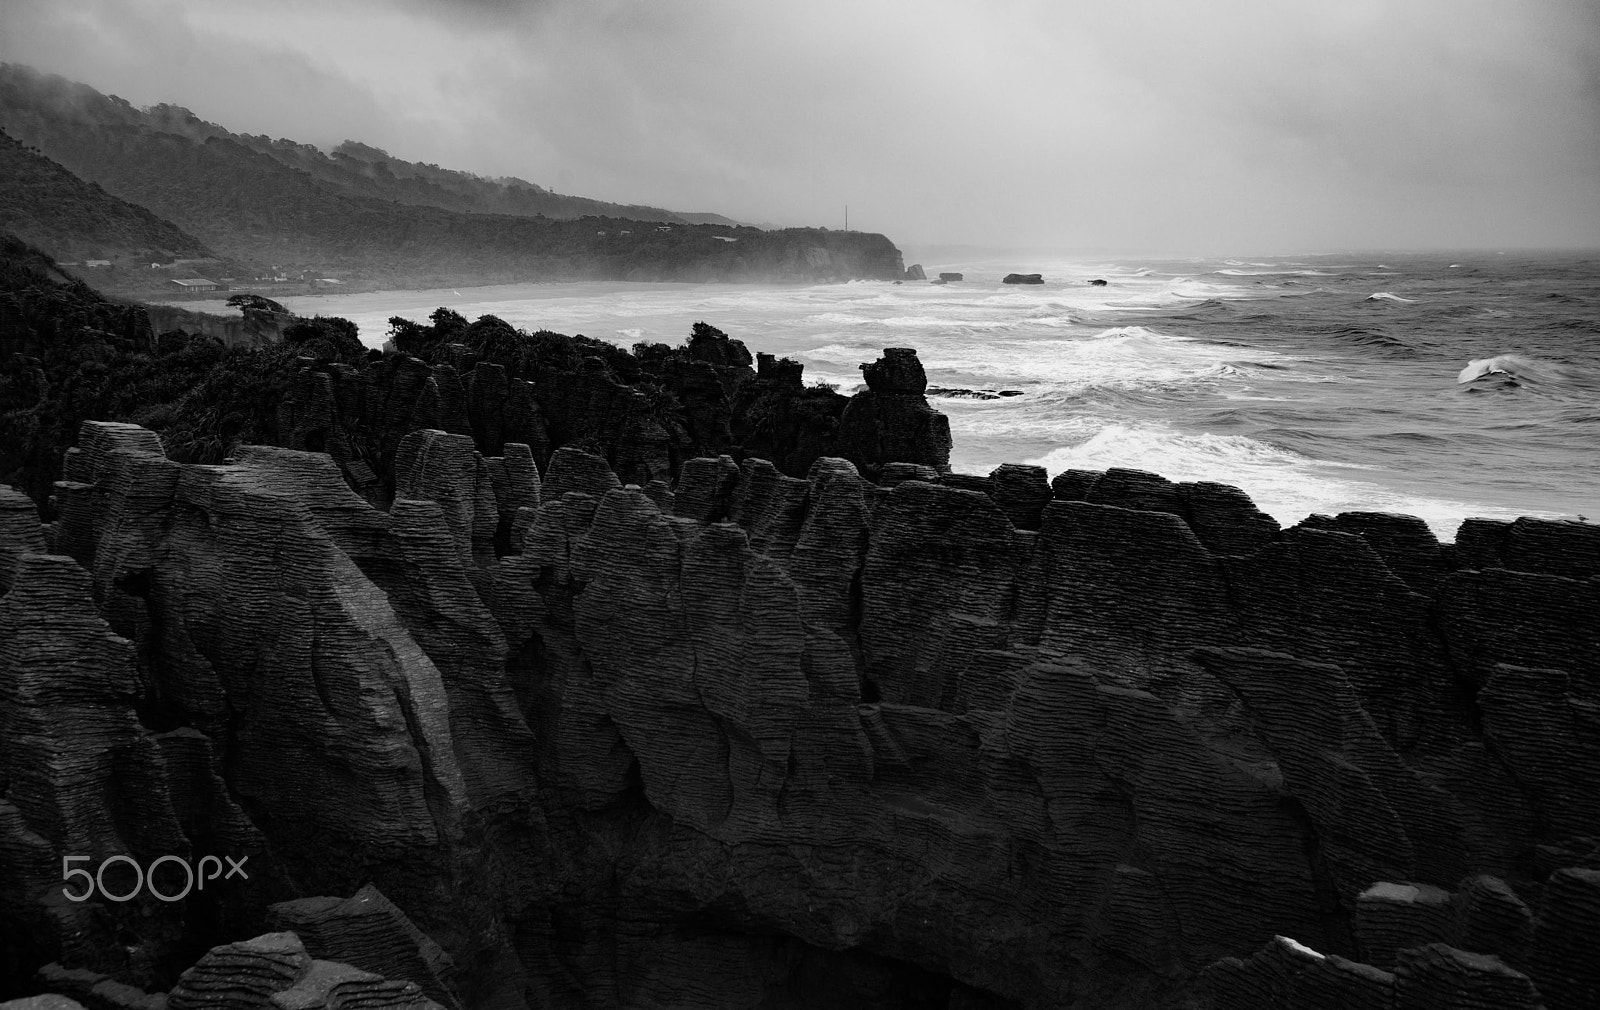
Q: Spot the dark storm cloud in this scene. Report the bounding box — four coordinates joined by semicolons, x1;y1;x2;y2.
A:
2;0;1596;253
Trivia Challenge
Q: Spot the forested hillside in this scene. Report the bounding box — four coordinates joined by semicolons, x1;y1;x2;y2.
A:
0;64;898;287
0;64;723;227
0;127;211;262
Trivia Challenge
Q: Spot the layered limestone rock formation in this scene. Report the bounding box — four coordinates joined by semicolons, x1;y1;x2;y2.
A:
1;409;1597;1009
833;348;952;478
271;328;910;505
1203;867;1599;1008
10;930;450;1010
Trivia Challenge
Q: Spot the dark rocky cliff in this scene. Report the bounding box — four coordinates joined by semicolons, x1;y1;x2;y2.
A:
1;402;1596;1007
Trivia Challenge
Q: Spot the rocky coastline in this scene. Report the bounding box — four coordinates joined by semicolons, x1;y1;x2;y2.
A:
1;318;1597;1007
0;329;1593;1005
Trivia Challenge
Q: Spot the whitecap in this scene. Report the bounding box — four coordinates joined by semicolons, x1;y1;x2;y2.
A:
1016;423;1527;541
1455;354;1560;385
1365;292;1416;303
909;325;1305;393
879;314;1014;330
1215;268;1339;277
810;312;875;326
802;342;883;365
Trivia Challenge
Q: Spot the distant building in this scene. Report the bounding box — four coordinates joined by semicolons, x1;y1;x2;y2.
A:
655;225;672;232
170;278;218;291
84;259;111;267
712;236;737;243
315;278;344;284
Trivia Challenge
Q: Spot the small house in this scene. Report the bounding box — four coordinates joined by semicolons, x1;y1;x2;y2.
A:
170;278;218;292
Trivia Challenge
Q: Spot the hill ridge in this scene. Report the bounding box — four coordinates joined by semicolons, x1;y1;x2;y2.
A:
0;62;900;288
0;126;211;262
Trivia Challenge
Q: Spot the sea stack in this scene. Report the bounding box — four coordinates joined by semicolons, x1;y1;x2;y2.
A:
1003;272;1044;284
833;347;952;478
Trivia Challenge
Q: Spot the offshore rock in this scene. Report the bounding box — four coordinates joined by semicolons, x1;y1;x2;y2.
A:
903;263;926;281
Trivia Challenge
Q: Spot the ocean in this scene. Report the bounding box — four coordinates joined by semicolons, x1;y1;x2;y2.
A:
277;251;1600;541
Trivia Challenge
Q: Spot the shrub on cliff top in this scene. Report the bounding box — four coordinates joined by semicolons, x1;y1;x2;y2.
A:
158;342;304;463
283;315;363;364
463;314;521;361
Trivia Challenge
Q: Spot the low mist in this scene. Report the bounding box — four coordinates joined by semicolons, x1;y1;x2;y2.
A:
3;0;1596;254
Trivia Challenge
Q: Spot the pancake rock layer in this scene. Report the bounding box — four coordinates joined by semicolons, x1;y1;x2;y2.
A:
0;420;1596;1010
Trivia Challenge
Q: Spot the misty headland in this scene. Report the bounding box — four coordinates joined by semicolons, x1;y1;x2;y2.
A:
0;64;907;297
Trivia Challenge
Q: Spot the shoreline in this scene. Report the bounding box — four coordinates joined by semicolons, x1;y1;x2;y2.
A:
136;258;1597;542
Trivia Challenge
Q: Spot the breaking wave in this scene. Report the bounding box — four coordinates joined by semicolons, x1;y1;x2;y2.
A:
1456;354;1568;386
1019;423;1535;540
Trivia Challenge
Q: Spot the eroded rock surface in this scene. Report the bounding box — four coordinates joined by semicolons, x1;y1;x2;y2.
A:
2;418;1597;1010
834;349;952;478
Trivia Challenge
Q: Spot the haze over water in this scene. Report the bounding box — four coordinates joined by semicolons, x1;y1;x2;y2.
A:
282;251;1600;540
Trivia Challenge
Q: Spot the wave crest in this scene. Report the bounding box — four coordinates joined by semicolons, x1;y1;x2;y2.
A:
1456;354;1556;385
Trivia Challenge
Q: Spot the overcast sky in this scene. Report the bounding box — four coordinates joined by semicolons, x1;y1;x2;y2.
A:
4;0;1597;255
